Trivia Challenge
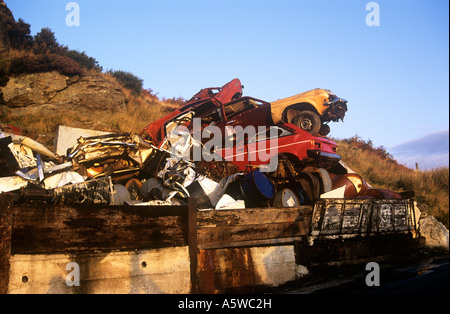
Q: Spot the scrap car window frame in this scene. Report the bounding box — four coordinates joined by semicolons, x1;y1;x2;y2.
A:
248;126;293;144
223;99;258;120
201;108;224;125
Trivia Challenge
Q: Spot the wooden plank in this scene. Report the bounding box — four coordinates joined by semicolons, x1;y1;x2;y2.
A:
10;203;189;254
197;206;312;228
187;198;198;293
198;236;305;250
0;194;14;294
196;207;312;247
197;221;309;246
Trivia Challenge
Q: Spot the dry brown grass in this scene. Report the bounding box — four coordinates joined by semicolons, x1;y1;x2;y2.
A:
99;71;181;133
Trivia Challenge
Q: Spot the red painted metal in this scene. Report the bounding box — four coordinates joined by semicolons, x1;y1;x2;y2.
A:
188;78;243;105
139;79;243;145
215;123;340;171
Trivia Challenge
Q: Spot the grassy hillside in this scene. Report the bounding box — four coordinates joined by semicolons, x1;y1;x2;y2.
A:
334;136;449;228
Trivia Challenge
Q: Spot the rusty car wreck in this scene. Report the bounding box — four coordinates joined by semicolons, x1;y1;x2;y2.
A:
0;79;430;294
270;88;348;136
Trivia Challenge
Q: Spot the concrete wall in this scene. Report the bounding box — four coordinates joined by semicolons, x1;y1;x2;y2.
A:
8;247;191;294
8;245;308;294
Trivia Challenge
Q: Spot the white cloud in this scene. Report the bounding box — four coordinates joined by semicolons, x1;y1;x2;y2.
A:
389;130;449;170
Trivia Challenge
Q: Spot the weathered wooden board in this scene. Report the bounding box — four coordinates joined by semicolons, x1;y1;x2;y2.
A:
196;207;312;249
0;194;14;294
10;203;189;254
197;206;312;227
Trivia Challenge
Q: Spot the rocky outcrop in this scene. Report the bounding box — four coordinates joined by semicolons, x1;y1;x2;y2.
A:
419;215;449;250
1;71;127;118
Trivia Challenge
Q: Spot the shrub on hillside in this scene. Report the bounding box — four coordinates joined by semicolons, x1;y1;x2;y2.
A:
108;70;143;94
7;18;33;50
141;88;159;100
9;25;102;73
341;135;395;161
4;6;109;74
64;49;102;72
0;55;8;86
9;53;83;76
33;27;65;55
162;96;186;107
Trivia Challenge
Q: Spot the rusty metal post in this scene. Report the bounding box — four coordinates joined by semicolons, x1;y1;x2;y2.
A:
0;194;14;294
187;198;198;293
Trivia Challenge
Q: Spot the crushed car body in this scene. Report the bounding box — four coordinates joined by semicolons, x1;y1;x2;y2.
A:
214;123;340;172
141;96;273;148
270;88;348;136
140;78;245;145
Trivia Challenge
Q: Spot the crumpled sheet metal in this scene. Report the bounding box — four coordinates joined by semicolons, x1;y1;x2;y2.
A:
1;132;60;180
2;123;413;209
0;176;28;193
43;171;85;189
161;129;194;159
5;133;57;160
157;158;196;198
67;133;153;166
1;133;70;193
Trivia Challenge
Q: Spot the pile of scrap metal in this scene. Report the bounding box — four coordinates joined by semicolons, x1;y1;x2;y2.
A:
0;125;227;208
0;79;414;209
133;79;414;209
0;125;240;208
0;125;413;209
0;128;114;205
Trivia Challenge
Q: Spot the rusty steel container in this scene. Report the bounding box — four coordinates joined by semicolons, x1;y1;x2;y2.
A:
331;175;357;198
331;173;368;198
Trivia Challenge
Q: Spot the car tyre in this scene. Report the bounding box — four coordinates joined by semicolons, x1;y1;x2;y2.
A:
292;110;321;135
319;123;331;136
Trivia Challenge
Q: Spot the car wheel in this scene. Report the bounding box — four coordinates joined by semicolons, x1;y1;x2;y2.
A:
292;111;321;135
319;123;331;136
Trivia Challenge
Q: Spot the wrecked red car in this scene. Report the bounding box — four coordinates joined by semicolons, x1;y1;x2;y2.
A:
214;123;340;172
142;96;273;148
187;78;243;104
140;79;340;176
140;78;244;145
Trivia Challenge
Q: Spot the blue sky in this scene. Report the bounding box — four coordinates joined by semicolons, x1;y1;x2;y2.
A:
4;0;449;169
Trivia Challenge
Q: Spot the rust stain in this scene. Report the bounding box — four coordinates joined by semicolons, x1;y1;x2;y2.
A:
197;248;259;293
